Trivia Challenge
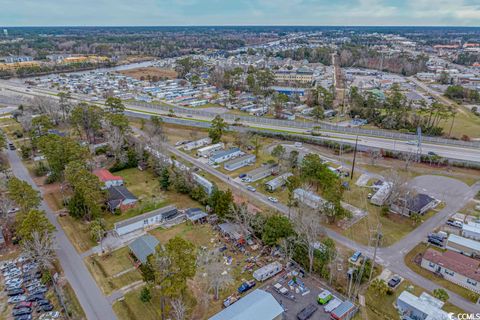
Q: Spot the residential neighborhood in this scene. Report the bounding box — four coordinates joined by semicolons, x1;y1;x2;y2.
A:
1;17;480;320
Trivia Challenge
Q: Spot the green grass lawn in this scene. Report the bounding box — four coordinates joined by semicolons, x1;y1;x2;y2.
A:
404;243;479;303
149;223;216;246
103;168;202;229
84;247;143;295
58;216;97;253
442;106;480;139
112;286;162;320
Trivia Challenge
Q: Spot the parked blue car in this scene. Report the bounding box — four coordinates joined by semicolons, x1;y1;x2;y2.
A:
350;251;362;263
238;280;256;293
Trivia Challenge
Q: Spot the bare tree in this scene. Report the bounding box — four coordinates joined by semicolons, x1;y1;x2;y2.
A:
0;193;14;218
367;149;382;166
198;250;234;300
170;297;187;320
105;124;126;163
31;96;61;125
293;207;325;273
382;169;409;206
228;203;256;239
279;235;297;264
22;231;57;271
401;152;416;171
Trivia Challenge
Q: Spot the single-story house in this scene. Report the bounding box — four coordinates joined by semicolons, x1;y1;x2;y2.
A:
245;164;278;183
93;169;124;189
445;234;480;257
224;154;256;171
209;289;284;320
218;222;250;245
107;186;138;212
114;205;178;236
265;172;293;192
185;208;208;224
396;291;450;320
421;248;480;293
128;234;159;264
462;222;480;241
209;148;243;165
390;193;437;216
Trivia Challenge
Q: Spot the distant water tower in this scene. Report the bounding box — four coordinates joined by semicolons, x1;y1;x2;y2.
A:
3;29;8;37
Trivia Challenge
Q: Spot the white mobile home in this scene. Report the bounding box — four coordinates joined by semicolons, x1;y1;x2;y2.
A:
446;234;480;257
197;143;225;158
192;173;214;195
209;148;243;165
253;261;283;282
265;172;293;192
462;222;480;241
182;137;212;151
114;205;178;236
246;165;278;183
293;188;326;209
224;154;256;171
370;182;392;206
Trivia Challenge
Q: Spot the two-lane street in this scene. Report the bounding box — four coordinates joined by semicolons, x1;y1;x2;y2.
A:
5;146;117;320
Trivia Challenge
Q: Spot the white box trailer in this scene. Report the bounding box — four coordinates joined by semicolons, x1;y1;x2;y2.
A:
253;261;282;282
324;298;342;313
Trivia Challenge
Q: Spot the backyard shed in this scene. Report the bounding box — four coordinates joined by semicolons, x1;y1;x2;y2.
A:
128;234;159;264
331;300;357;320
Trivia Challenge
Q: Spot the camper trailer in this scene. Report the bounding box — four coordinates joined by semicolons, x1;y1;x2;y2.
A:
253;261;282;282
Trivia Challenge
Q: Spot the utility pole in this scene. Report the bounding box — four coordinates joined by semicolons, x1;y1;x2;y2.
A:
350;135;359;180
368;223;382;282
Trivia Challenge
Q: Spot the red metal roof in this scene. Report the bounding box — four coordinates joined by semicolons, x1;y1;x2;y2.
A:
423;248;480;282
92;169;123;182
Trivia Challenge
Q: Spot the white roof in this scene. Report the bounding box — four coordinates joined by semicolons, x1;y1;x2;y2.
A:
397;291;450;320
448;234;480;251
209;289;283;320
463;222;480;234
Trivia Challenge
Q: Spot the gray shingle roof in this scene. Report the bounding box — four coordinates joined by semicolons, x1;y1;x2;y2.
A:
128;234;159;264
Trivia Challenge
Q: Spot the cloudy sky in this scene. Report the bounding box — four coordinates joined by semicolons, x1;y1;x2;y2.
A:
1;0;480;26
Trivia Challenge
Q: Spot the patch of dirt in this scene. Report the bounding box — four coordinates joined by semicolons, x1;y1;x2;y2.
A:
118;67;178;80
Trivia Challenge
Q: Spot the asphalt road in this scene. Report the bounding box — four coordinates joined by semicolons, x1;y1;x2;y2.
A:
5;146;117;320
153;136;480;313
2;81;480;164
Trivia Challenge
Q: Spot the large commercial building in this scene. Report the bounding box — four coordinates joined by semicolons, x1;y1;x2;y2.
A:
274;67;314;84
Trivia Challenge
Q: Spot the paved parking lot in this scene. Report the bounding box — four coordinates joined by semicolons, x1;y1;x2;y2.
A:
259;266;351;320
